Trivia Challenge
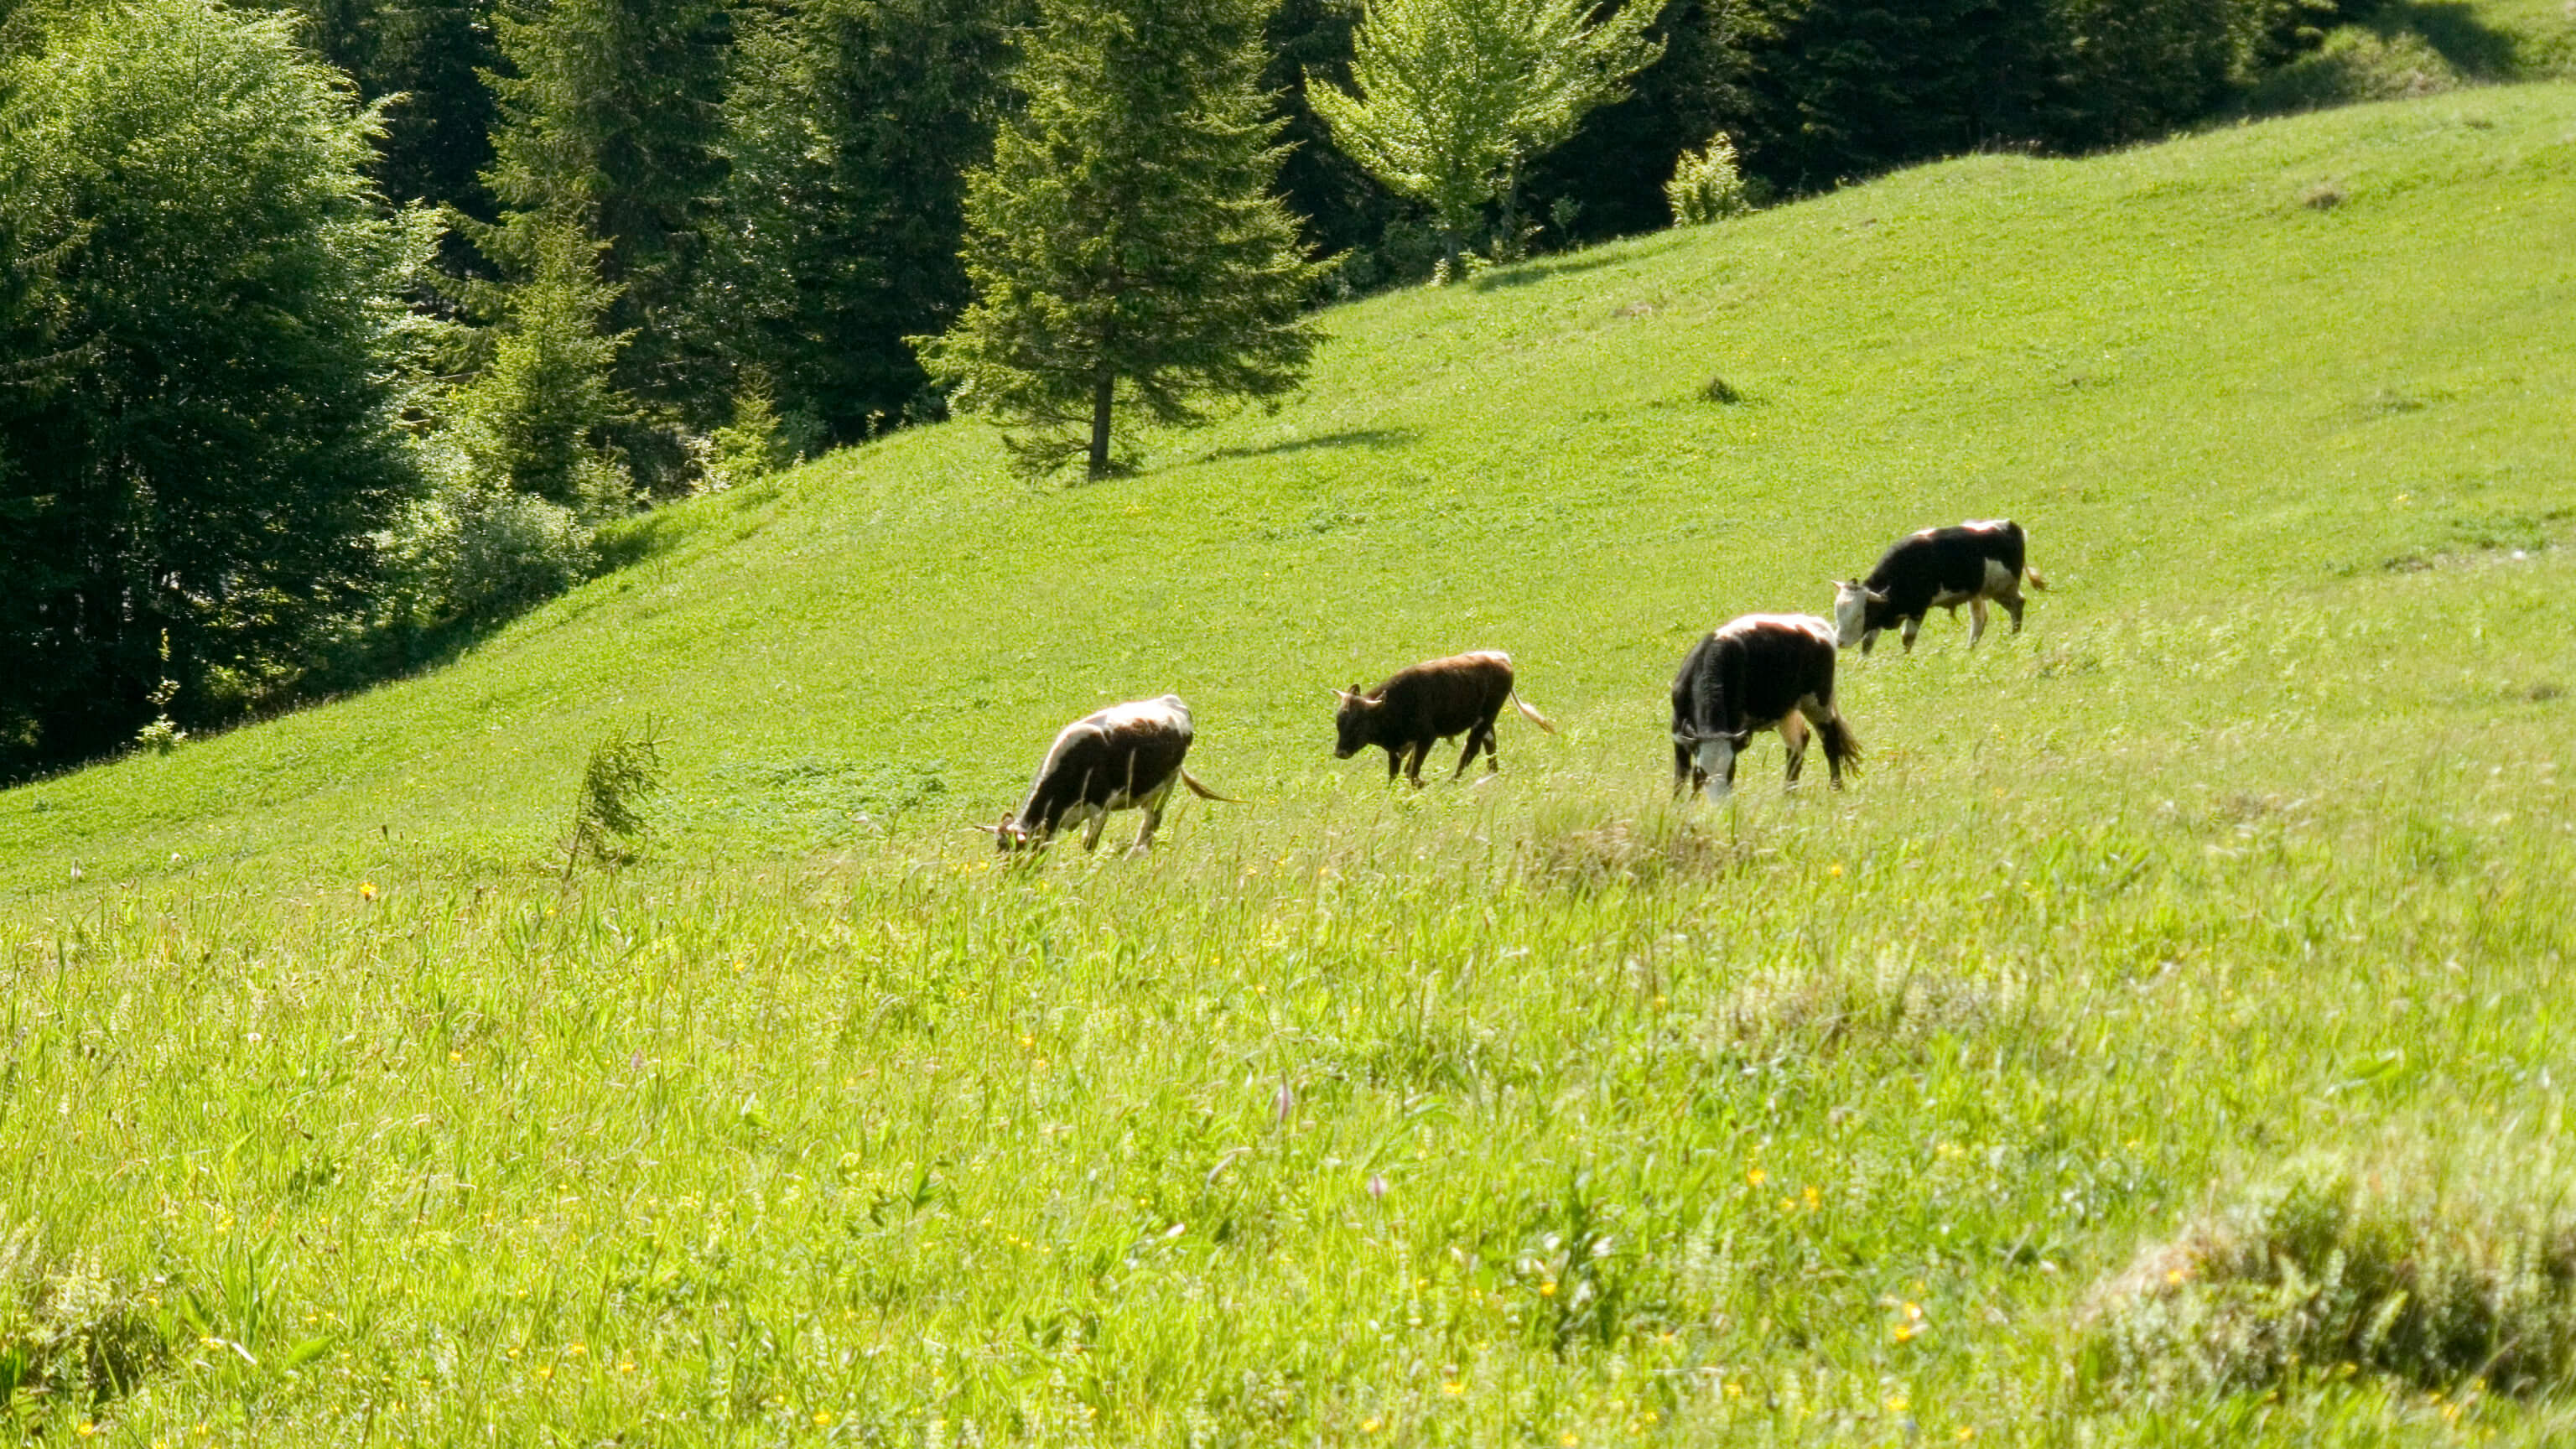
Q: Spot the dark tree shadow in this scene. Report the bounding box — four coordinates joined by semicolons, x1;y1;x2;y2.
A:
2383;3;2527;79
1199;427;1415;462
1470;251;1624;291
593;506;698;572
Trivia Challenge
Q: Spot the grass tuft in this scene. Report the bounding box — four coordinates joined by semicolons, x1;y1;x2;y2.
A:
2080;1146;2576;1400
0;1228;166;1419
1519;804;1753;892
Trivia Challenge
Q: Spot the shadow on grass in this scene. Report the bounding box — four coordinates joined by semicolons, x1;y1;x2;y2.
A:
595;505;701;572
1470;251;1623;291
2384;2;2527;79
1200;427;1415;463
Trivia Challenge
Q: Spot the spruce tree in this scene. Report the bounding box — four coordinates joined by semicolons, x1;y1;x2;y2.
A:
699;0;1023;444
278;0;500;217
918;0;1332;480
478;0;732;429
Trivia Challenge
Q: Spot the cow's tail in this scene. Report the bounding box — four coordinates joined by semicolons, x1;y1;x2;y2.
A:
2024;565;2049;592
1819;714;1862;775
1180;769;1244;804
1510;691;1558;735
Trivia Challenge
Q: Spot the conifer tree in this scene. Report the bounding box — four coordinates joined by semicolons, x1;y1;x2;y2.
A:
1306;0;1665;277
279;0;499;216
918;0;1331;480
477;0;732;424
449;220;632;508
699;0;1022;444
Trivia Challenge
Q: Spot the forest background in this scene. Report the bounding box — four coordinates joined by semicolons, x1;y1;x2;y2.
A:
0;0;2560;782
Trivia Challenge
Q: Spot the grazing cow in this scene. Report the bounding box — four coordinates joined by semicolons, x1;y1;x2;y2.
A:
1332;650;1557;786
1670;614;1861;799
990;694;1238;854
1833;519;2049;654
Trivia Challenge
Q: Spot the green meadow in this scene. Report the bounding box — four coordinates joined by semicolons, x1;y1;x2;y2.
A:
3;82;2574;1444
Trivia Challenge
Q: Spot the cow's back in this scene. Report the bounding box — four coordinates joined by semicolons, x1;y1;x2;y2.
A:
1868;522;2024;605
1688;616;1836;730
1380;652;1513;740
1021;698;1194;828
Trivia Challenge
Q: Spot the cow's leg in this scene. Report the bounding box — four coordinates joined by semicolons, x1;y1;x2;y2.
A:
1404;740;1431;787
1968;596;1990;646
1779;712;1810;786
1079;807;1109;852
1130;788;1173;854
1800;698;1853;788
1451;727;1483;780
1900;617;1921;652
1672;741;1693;798
1384;745;1403;782
2001;589;2027;632
1860;629;1878;657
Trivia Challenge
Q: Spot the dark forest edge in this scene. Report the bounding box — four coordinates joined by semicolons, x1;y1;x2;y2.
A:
0;0;2564;784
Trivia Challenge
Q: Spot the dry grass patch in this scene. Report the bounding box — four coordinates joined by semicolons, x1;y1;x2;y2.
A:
2080;1146;2576;1401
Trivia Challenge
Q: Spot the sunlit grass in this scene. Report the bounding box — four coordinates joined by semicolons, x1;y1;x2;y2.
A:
3;82;2573;1444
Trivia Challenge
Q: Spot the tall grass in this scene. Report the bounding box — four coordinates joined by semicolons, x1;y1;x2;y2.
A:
1;82;2573;1444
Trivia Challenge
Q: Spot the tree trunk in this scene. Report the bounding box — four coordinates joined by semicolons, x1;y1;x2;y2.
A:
1440;226;1461;283
1086;363;1114;480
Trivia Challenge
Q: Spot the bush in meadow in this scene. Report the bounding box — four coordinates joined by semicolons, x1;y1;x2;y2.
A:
1665;132;1754;226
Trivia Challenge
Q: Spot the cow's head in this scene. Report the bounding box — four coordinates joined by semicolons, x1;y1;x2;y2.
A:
1831;579;1885;648
1671;725;1754;799
1330;686;1379;758
983;814;1040;853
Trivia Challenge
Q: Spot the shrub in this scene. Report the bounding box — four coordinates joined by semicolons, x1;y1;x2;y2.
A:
383;481;597;631
1665;132;1753;227
563;721;666;874
2245;26;2463;114
699;370;806;493
2080;1149;2576;1400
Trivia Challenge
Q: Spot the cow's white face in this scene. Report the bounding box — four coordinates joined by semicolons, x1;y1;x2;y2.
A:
1694;736;1737;797
1831;580;1873;647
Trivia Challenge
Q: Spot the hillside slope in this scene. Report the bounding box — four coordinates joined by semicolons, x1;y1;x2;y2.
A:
1;87;2573;1447
4;87;2573;891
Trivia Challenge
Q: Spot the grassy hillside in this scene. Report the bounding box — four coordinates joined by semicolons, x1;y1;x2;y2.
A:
1;86;2572;1446
8;86;2573;891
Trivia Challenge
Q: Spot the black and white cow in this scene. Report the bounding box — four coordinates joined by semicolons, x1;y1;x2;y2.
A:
1833;519;2048;654
1670;614;1861;798
990;694;1238;853
1332;650;1556;786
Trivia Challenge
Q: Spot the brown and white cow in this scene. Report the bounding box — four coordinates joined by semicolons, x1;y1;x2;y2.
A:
1833;519;2048;654
1670;615;1861;798
989;694;1238;854
1332;650;1556;786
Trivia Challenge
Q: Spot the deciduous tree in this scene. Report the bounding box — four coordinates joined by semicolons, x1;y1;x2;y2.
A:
1305;0;1666;276
0;0;431;776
